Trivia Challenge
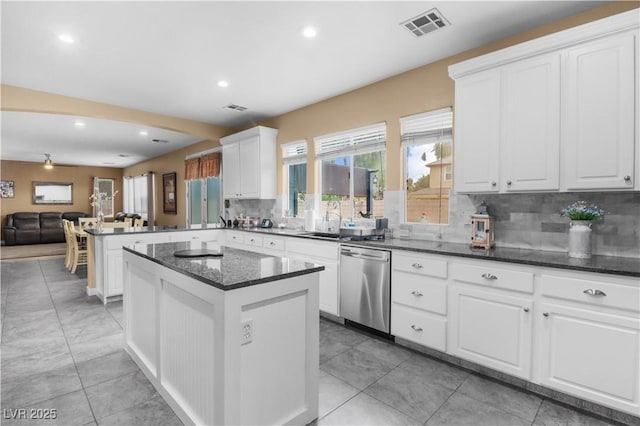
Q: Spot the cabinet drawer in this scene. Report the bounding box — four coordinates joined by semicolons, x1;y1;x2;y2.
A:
107;233;168;249
244;234;263;247
225;232;244;245
287;239;338;261
391;303;447;352
541;274;640;313
451;262;533;293
263;237;285;252
392;271;447;315
393;252;447;278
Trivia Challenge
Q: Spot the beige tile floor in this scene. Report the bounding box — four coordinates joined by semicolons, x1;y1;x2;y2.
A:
0;258;622;425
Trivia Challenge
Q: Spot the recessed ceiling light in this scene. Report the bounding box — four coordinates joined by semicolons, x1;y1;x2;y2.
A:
217;80;229;88
139;130;148;136
74;121;85;128
302;26;318;38
58;34;75;44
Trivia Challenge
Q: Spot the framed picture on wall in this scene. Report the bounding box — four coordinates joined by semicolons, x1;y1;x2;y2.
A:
1;181;15;198
162;172;177;214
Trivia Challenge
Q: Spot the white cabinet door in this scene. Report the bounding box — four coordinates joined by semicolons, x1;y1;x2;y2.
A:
563;32;636;190
221;126;277;199
238;136;260;199
450;286;533;379
502;53;560;192
106;249;124;297
222;143;241;198
538;303;640;415
453;70;501;193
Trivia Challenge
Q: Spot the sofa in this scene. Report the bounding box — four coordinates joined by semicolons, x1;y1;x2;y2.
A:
4;212;89;246
114;212;144;225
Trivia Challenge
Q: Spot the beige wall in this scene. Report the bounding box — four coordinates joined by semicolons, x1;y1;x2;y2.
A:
0;160;123;239
260;1;638;194
1;1;635;230
122;139;222;226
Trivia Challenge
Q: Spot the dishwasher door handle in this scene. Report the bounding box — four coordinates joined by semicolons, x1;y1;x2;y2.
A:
341;252;389;262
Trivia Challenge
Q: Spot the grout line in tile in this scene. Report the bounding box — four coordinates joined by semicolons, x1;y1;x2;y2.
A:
40;259;100;426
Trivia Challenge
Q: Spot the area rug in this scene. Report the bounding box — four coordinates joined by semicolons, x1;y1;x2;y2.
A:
0;242;66;261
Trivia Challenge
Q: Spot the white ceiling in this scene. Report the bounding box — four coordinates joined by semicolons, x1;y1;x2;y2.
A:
1;1;611;168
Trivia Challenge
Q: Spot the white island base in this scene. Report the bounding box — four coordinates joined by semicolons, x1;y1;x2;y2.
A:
123;251;320;425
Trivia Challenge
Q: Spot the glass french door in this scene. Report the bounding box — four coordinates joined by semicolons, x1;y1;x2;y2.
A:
187;176;222;226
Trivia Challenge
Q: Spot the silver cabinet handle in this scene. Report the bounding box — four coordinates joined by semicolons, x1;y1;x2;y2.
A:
269;241;275;246
506;180;512;186
192;236;199;239
481;273;498;280
624;175;631;182
491;182;497;187
583;289;607;297
523;307;529;313
250;238;255;242
543;312;549;317
411;291;423;297
134;240;142;244
411;263;423;269
411;325;423;332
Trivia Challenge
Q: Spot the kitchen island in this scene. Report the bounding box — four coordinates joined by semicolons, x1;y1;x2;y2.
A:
122;240;323;426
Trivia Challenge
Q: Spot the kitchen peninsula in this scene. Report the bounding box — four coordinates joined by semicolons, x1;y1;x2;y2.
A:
122;240;323;426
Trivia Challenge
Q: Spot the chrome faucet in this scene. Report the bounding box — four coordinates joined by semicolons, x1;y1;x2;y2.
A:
325;200;342;233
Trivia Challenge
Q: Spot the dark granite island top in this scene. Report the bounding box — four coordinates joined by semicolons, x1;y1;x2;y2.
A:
123;240;325;291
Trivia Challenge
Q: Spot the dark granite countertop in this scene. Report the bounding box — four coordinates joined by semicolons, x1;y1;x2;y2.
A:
231;228;640;278
123;241;325;291
90;225;639;278
85;224;215;236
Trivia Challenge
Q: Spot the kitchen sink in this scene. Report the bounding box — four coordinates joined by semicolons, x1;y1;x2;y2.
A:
301;231;341;239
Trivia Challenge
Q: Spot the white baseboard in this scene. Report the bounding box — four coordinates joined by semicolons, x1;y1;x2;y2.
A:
86;286;97;296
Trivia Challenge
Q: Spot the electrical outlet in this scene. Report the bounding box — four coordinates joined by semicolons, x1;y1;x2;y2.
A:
241;320;253;345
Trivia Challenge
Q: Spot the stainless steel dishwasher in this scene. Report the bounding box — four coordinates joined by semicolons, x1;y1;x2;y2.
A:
339;245;391;334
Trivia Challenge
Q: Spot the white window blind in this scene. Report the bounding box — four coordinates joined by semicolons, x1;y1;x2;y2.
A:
315;123;386;158
400;107;452;146
282;140;308;164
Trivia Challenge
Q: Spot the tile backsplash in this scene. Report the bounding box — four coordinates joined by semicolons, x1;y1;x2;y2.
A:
227;191;639;258
394;191;640;258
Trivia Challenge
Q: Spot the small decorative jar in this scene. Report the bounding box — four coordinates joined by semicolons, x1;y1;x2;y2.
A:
568;220;593;259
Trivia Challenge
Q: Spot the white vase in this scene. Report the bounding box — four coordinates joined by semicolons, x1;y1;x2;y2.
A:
568;220;593;259
96;209;105;230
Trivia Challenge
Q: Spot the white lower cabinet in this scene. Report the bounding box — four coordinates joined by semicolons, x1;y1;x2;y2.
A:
391;251;448;351
286;238;340;316
449;261;534;380
537;272;640;415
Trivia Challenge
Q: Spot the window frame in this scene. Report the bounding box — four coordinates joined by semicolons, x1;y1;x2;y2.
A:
315;123;386;220
401;107;453;225
282;140;308;218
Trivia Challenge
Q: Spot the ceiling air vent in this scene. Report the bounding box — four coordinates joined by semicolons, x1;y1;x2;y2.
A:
223;103;248;112
401;8;450;37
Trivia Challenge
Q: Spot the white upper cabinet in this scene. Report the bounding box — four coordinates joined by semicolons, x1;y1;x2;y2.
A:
501;53;561;192
220;126;278;199
450;10;638;193
563;32;636;190
453;70;501;193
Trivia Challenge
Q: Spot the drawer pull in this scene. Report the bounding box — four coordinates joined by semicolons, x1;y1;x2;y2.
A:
481;273;498;280
523;307;529;313
410;325;423;332
250;238;255;242
543;312;549;317
269;241;275;246
411;291;423;297
411;263;423;270
583;288;607;297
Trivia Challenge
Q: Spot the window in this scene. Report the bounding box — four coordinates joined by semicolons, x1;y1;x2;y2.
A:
316;123;386;220
124;175;149;220
93;177;115;218
401;107;453;224
185;151;222;226
282;140;307;218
